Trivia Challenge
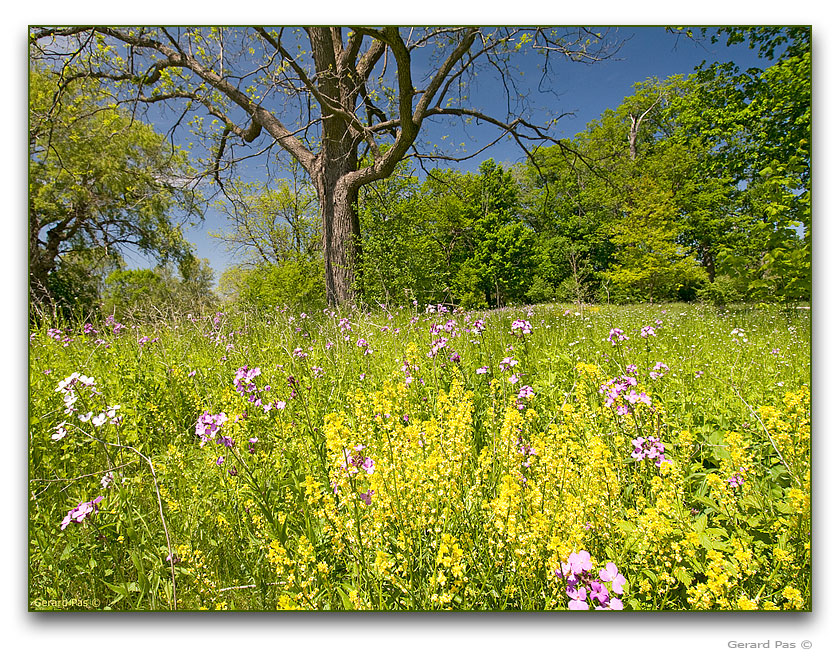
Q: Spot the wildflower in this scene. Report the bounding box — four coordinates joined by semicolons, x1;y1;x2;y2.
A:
233;366;262;396
561;550;592;575
650;362;670;379
91;412;108;427
359;489;374;505
567;587;589;610
427;337;448;358
60;496;104;530
216;456;225;466
471;319;486;335
599;563;627;595
195;411;228;444
50;423;67;441
607;328;628;345
640;325;656;338
100;471;115;489
499;356;519;371
449;351;461;363
476;366;489;375
508;373;521;385
727;470;746;487
517;385;535;399
631;436;669;466
511;319;533;336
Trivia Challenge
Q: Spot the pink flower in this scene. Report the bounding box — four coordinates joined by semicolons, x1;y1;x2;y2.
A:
562;550;593;576
599;562;627;595
567;587;589;610
517;385;535;399
607;328;628;345
60;496;104;530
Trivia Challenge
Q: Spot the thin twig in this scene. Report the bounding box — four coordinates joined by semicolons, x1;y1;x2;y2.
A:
723;378;801;486
75;426;179;610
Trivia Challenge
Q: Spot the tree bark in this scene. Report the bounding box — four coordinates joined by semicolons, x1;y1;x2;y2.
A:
313;161;361;306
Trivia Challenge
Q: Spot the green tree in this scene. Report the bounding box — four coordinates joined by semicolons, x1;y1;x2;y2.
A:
29;66;201;314
102;257;216;318
213;159;325;309
673;27;811;302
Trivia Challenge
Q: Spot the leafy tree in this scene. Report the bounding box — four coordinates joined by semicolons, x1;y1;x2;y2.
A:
212;158;325;309
219;260;324;310
29;66;201;313
461;161;535;307
30;26;616;305
211;159;320;265
605;173;705;302
674;27;811;302
102;257;216;318
357;161;440;305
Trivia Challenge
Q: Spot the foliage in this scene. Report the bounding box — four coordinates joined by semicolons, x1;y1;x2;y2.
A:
29;66;201;315
102;258;217;320
220;260;325;311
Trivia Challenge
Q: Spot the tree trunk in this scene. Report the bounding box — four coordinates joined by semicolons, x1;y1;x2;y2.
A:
313;160;361;306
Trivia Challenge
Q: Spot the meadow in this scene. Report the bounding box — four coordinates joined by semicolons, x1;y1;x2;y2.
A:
28;301;811;611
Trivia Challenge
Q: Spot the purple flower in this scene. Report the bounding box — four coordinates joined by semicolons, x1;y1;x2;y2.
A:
517;385;535;399
511;319;533;336
499;356;518;371
567;587;589;610
607;328;628;345
599;562;627;595
589;580;610;606
476;366;489;375
562;550;593;576
640;325;656;338
359;489;374;505
60;496;104;530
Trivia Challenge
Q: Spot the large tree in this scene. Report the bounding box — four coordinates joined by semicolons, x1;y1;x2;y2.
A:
30;26;614;305
29;66;201;310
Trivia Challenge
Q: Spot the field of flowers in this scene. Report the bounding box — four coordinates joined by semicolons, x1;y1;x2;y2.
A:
28;302;811;611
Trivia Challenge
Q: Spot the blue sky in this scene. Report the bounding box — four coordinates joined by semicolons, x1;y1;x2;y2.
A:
120;26;772;281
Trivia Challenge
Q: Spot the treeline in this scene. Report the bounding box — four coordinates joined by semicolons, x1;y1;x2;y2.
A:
220;30;810;309
30;28;809;317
